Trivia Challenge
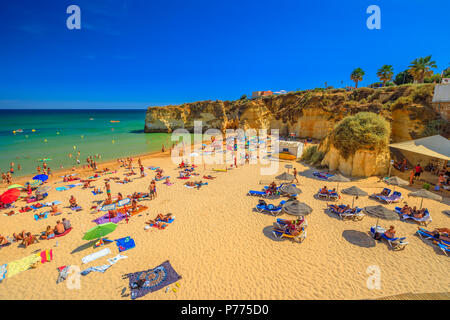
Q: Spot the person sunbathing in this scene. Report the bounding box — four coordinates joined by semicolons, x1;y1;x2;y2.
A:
330;188;337;194
156;213;172;222
69;195;78;208
185;181;195;187
155;173;162;179
412;209;426;219
124;177;131;183
54;221;65;235
117;193;123;201
400;204;410;214
338;205;350;214
108;210;118;218
0;235;9;246
430;228;450;242
13;231;26;242
23;232;39;248
320;186;328;194
380;189;389;196
83;181;91;189
384;226;396;239
51;204;59;214
130;199;138;211
40;225;54;239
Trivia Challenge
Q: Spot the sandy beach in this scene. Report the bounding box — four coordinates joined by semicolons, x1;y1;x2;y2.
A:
0;149;449;300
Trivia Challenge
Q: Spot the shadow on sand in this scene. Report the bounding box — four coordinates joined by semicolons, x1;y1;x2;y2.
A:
342;230;376;248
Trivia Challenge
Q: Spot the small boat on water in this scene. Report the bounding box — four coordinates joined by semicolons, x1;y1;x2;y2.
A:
13;129;23;133
110;120;120;123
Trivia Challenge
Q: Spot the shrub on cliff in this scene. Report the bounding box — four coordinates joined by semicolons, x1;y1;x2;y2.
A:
301;145;325;166
331;112;390;159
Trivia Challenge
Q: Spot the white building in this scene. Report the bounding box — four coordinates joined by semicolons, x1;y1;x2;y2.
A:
278;140;304;159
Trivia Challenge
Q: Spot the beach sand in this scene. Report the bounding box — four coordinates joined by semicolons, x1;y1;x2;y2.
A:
0;152;449;300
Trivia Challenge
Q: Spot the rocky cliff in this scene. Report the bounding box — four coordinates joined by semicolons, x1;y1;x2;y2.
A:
145;84;449;142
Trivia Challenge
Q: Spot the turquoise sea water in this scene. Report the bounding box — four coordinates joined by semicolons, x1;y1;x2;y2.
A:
0;109;173;177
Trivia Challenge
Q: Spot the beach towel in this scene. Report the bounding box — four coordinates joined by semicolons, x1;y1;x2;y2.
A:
56;265;70;284
34;212;49;221
55;186;68;192
40;249;53;263
7;254;40;278
107;254;128;265
0;264;7;282
125;260;182;299
70;206;82;211
155;176;169;181
92;212;126;225
54;227;72;238
91;191;103;195
80;264;112;276
115;236;135;252
81;248;111;264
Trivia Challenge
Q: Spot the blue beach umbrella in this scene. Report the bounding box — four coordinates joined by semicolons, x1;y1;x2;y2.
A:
33;174;48;182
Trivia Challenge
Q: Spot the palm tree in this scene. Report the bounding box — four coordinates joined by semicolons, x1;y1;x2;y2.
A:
377;65;394;86
408;56;437;83
350;68;365;88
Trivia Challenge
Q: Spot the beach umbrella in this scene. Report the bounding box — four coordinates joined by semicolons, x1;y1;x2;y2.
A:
7;184;24;190
280;184;302;196
26;179;42;188
284;164;293;173
33;174;48;182
443;210;450;217
0;188;20;204
384;176;408;191
82;222;117;241
282;199;312;216
407;189;442;209
364;205;399;221
36;185;51;195
117;198;131;207
328;173;350;192
101;203;116;212
276;172;294;181
342;186;368;207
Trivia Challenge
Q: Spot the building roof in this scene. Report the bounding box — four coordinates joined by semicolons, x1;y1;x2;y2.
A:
432;84;450;103
389;135;450;161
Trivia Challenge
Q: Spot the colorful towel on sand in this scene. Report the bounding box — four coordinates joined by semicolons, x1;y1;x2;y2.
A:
92;212;126;225
107;254;128;265
115;236;135;252
7;254;40;278
56;265;70;284
40;249;53;263
81;248;111;264
0;264;7;282
124;260;182;300
80;264;112;276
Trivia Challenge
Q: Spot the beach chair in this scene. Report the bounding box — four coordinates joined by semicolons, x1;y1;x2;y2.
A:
274;217;308;230
370;188;391;201
255;200;286;215
379;191;402;204
318;189;339;201
327;204;364;221
272;226;307;243
248;190;268;198
313;172;334;180
370;226;408;250
396;208;432;226
436;243;450;256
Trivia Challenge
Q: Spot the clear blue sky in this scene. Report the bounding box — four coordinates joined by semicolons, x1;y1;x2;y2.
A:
0;0;449;109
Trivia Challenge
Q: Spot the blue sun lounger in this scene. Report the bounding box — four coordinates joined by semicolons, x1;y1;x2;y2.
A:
395;207;432;226
370;226;408;250
437;243;450;256
370;188;391;201
327;204;364;220
255;200;286;215
379;191;402;204
247;190;268;197
313;172;334;180
318;189;339;201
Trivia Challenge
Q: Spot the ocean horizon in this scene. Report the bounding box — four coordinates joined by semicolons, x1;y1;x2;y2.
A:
0;109;173;177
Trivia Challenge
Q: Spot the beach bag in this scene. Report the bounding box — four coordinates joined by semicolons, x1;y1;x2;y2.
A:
434;185;440;191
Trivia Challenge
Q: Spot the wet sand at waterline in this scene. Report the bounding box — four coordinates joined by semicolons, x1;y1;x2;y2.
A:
0;154;449;300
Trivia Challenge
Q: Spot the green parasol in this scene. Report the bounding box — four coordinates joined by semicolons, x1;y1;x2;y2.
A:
7;184;24;190
82;222;117;241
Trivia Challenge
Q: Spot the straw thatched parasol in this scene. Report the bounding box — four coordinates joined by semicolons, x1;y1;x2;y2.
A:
342;186;368;207
280;184;302;196
328;173;351;192
282;199;312;216
408;189;443;209
276;172;294;181
364;205;399;220
384;176;408;191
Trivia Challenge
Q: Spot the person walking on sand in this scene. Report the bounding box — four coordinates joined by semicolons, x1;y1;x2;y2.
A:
409;169;415;186
293;168;298;183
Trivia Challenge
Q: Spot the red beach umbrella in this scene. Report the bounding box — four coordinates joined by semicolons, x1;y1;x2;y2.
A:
0;188;20;204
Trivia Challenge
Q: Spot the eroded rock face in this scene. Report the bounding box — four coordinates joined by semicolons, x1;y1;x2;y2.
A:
320;143;390;177
144;84;448;142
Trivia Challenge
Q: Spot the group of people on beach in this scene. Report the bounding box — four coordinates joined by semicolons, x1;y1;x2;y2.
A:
398;205;428;219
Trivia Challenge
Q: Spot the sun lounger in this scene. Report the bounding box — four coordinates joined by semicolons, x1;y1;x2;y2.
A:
379;191;402;204
370;226;408;250
327;204;364;221
274;217;308;230
436;243;450;256
318;189;340;201
247;190;268;197
272;226;307;243
370;188;391;200
313;172;334;180
395;207;432;226
255;200;286;215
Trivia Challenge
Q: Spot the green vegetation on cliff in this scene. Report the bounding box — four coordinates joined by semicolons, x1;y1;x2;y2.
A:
330;112;390;159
